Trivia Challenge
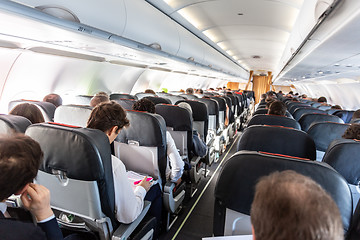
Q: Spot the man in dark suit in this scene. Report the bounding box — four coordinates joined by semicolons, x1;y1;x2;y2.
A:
0;134;63;240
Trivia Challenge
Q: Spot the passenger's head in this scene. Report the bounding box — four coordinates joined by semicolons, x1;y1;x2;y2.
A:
186;88;194;94
144;89;156;94
178;102;193;116
9;103;45;124
342;123;360;140
0;134;43;201
318;96;327;103
268;101;286;116
43;93;62;107
251;170;343;240
352;109;360;120
260;93;267;100
331;105;342;110
87;101;129;142
90;95;110;107
95;91;109;97
132;98;155;113
265;99;275;109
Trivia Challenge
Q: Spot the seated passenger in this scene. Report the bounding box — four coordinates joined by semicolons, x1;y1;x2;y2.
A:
186;88;194;95
89;94;110;107
251;170;343;240
342;123;360;140
132;99;185;184
0;134;63;240
43;93;62;107
318;96;328;106
9;103;45;124
267;100;286;116
331;105;342;110
144;89;156;94
177;102;207;157
86;101;163;226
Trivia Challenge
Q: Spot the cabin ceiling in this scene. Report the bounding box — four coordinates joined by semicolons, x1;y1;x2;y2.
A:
147;0;304;76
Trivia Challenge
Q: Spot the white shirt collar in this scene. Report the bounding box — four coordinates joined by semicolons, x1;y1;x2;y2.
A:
0;202;7;214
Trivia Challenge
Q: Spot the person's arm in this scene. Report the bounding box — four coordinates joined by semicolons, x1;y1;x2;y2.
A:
112;156;150;223
20;183;63;240
166;132;184;183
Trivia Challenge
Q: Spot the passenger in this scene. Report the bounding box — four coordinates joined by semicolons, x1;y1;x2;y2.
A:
331;105;342;110
94;91;109;97
86;101;162;226
259;94;267;104
265;99;275;109
132;99;185;185
0;134;63;240
186;88;194;95
144;89;156;94
9;103;45;124
267;101;286;116
352;109;360;120
317;96;328;106
89;94;110;107
342;123;360;140
177;102;207;157
43;93;62;107
250;170;343;240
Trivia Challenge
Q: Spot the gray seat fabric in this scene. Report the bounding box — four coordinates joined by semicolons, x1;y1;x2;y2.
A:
0;114;31;134
214;151;353;236
247;114;300;130
293;107;325;121
299;113;344;132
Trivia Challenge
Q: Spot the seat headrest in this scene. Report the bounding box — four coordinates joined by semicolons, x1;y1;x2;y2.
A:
54;105;92;127
299;113;344;132
334;110;355;123
323;139;360;185
26;122;111;181
307;122;350;151
8;100;56;121
210;97;227;111
248;114;300;130
112;98;136;110
144;96;171;105
215;150;352;232
110;93;136;100
135;92;155;100
175;100;208;122
116;111;166;147
293;107;325;121
155;104;192;132
196;98;219;116
237;125;316;160
0;114;31;134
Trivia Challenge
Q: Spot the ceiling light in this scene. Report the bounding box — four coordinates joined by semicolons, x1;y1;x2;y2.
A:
318;71;323;74
334;63;340;66
346;64;352;67
226;50;234;56
178;9;202;29
203;30;218;42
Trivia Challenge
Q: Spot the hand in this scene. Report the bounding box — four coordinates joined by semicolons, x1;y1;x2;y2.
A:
20;183;54;222
137;176;152;192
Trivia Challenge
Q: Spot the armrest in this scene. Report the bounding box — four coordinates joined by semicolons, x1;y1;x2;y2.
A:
163;182;185;213
190;155;202;183
112;201;151;240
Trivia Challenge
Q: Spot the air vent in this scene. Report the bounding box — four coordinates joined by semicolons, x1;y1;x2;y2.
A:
148;43;162;50
35;5;80;23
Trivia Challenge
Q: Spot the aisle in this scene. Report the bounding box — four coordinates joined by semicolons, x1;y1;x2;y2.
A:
159;132;242;240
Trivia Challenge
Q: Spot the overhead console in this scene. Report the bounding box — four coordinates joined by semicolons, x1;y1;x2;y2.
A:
3;0;248;80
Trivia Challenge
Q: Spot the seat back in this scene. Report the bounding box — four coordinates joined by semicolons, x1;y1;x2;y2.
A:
196;98;219;132
299;113;344;132
73;95;92;105
247;114;301;129
214;151;353;236
164;95;186;105
111;98;136;110
155;104;192;158
115;111;167;185
253;108;292;118
135;92;156;100
179;94;198;100
323;139;360;212
307;122;350;152
8;100;56;122
0;114;31;134
293;107;325;121
176;100;208;142
287;102;310;114
25;123;116;227
237;125;316;160
54;105;92;127
144;96;172;105
210;96;227;129
334;110;355;123
110;93;136;100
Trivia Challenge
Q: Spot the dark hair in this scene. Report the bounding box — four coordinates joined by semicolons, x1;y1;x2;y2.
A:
318;96;327;103
342;123;360;140
352;109;360;119
251;170;343;240
0;134;43;200
132;98;155;113
95;91;109;97
265;99;275;109
186;88;194;94
43;93;62;107
90;95;110;107
268;101;286;116
9;103;45;124
331;105;342;110
87;101;129;133
144;89;156;94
